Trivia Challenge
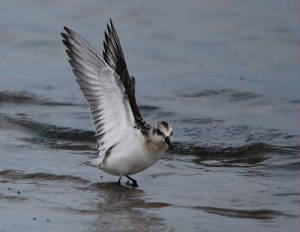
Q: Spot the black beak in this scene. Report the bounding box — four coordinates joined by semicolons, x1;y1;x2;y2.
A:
165;137;173;150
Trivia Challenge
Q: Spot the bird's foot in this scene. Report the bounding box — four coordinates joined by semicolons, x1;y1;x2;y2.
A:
117;176;122;186
126;175;138;188
131;180;138;188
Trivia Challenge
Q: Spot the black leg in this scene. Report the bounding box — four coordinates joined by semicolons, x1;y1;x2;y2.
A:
126;175;138;187
117;176;122;185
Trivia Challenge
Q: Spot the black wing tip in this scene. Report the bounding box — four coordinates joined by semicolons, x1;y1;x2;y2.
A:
106;23;111;33
106;18;117;39
61;26;72;41
61;33;71;50
65;49;73;57
104;31;109;41
63;26;77;38
109;18;116;32
63;26;71;33
109;18;114;28
106;18;114;36
62;38;69;47
61;32;68;40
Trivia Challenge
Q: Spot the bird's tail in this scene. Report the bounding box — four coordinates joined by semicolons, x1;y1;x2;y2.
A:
81;158;102;168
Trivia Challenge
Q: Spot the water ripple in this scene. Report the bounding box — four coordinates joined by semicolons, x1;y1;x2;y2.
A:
192;206;296;220
0;170;90;184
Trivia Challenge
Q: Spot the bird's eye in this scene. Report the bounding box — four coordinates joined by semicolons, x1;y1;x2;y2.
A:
170;131;173;136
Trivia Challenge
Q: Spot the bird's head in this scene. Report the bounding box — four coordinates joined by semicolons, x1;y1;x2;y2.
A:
149;121;173;150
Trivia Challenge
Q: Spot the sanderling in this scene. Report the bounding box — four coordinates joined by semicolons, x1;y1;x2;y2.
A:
61;19;173;187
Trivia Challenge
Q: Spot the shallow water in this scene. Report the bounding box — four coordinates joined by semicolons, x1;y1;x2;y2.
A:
0;0;299;231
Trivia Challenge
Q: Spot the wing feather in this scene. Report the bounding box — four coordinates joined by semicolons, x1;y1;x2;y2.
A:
103;19;150;135
61;26;135;156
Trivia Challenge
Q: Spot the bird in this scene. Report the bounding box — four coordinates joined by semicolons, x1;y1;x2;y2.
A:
61;19;173;187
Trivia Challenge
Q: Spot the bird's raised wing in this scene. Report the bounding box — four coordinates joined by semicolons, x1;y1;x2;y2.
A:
103;19;150;135
61;26;136;153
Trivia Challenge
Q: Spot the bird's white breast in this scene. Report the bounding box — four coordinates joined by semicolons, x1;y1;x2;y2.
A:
100;133;167;176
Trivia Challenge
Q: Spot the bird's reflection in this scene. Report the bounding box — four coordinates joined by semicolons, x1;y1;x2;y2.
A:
88;181;169;231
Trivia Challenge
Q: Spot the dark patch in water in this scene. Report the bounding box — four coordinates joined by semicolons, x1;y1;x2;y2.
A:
150;172;175;178
171;142;300;166
89;182;144;194
0;170;90;184
289;99;300;104
0;91;79;106
273;192;299;197
173;142;298;157
139;105;160;111
181;89;260;101
126;200;171;209
20;137;96;151
52;206;97;215
192;206;296;220
177;118;224;124
0;193;28;201
1;115;96;142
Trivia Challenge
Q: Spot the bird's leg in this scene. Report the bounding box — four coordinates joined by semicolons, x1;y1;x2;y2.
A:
126;175;138;187
117;176;122;185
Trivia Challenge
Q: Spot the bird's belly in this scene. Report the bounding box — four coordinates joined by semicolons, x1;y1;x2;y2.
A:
101;145;164;176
